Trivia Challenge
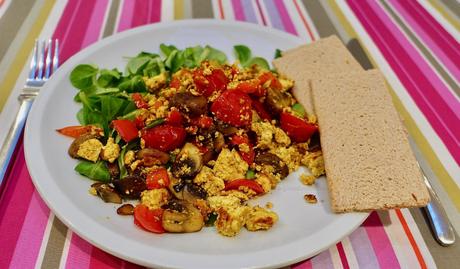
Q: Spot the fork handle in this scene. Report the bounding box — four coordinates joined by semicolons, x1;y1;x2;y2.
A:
0;90;37;186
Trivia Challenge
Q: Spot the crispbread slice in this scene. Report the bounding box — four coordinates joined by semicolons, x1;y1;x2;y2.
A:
311;70;430;212
272;35;362;116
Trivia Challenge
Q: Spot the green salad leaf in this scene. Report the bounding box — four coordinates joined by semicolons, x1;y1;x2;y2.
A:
75;160;110;182
233;45;270;69
70;64;98;89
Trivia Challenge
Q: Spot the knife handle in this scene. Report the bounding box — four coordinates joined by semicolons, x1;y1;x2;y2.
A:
0;95;35;186
423;174;456;246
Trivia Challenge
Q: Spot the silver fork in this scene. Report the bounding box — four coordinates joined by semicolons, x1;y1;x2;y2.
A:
0;39;59;186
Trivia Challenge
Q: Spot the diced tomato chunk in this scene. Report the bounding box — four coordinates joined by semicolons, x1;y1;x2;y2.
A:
210;90;252;127
230;135;255;165
141;124;186;152
193;68;228;97
146;168;170;189
235;81;259;94
131;93;149;109
167;109;183;126
258;72;282;90
280;112;318;143
112;119;139;142
133;205;165;233
169;77;181;89
251;99;271;121
191;115;213;129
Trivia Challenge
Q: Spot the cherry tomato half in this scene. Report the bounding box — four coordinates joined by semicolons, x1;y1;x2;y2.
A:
146;168;170;189
141;124;186;152
280;112;318;143
134;205;165;233
210;90;252;127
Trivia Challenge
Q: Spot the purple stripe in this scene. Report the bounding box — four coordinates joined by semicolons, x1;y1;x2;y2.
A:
263;0;284;30
390;0;460;82
349;227;380;269
311;249;334;269
347;0;460;165
241;0;258;23
273;0;298;35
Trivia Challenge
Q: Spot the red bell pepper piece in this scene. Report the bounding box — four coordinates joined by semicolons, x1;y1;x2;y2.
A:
56;125;102;138
280;112;318;143
225;179;264;194
134;205;165;233
230;135;255;165
131;93;149;109
112;119;139;142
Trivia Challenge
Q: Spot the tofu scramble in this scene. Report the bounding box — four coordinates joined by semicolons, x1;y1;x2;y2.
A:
59;45;324;237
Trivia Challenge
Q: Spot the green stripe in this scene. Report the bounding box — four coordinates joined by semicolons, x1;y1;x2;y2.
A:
102;0;120;38
191;0;213;18
40;216;68;269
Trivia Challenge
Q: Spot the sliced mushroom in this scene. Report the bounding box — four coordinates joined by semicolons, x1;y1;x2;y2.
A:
68;134;98;158
265;88;291;114
213;132;225;153
92;183;122;204
255;152;289;179
215;120;238;136
117;204;134;215
162;200;204;233
168;177;206;202
136;148;170;166
107;162;120;180
113;175;147;199
308;132;321;152
170;92;207;116
171;143;203;178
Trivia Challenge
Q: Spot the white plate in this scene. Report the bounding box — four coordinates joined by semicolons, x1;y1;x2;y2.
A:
24;20;368;269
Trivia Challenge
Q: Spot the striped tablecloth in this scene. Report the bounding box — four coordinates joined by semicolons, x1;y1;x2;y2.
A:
0;0;459;268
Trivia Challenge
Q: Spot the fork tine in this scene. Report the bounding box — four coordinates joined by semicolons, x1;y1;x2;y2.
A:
44;39;52;80
53;39;59;73
36;40;46;80
28;40;38;80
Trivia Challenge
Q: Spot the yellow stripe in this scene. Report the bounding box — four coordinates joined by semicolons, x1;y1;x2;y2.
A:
327;0;460;211
174;0;184;20
0;0;56;112
426;0;460;32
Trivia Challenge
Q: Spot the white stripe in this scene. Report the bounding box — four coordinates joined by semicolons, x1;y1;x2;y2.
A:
33;213;55;269
58;230;73;269
329;246;344;269
211;0;221;19
282;0;310;41
161;0;174;22
113;0;124;34
0;0;12;19
386;0;460;88
99;0;112;39
340;237;359;269
381;0;460;100
335;0;460;233
417;0;460;43
293;0;320;40
378;211;419;269
221;0;235;21
400;209;438;269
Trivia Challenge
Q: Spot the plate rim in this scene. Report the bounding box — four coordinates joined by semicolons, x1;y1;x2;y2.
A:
24;19;368;269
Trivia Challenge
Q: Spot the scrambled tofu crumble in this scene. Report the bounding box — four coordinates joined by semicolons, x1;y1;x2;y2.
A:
63;54;324;237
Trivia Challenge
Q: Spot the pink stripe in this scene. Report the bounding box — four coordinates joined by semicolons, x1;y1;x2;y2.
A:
148;0;162;23
389;0;460;82
51;0;79;46
81;0;109;48
0;146;36;268
117;0;136;32
88;247;124;269
65;233;92;269
232;0;246;21
8;192;50;268
131;0;150;28
363;212;400;268
348;0;460;165
292;260;313;269
273;0;298;35
336;242;350;269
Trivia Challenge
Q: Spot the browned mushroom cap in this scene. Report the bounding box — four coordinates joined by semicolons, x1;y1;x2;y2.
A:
170;92;207;116
117;204;134;215
255;152;289;179
107;162;120;180
265;88;291;115
136;148;170;166
162;200;204;233
171;143;203;178
213;132;225;153
68;134;99;158
113;175;147;199
91;183;122;204
215;120;238;136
